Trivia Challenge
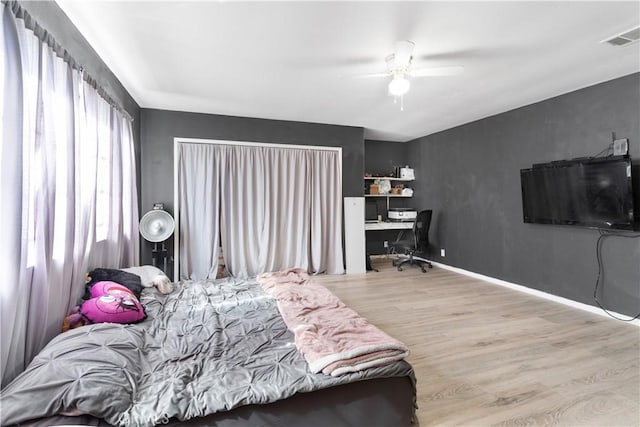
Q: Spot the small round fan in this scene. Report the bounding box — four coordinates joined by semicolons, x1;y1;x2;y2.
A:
139;209;175;243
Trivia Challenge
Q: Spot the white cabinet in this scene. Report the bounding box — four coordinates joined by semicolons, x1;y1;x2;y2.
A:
344;197;366;274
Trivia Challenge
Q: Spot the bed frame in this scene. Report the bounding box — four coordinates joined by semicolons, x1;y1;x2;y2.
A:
17;376;415;426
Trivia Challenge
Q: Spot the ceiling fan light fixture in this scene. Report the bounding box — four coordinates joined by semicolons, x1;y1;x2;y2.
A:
388;75;410;96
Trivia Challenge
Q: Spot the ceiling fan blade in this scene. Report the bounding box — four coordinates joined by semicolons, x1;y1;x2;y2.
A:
393;40;415;68
354;72;392;78
410;65;465;77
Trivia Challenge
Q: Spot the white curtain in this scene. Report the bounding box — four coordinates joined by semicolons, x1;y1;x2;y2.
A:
0;2;139;387
308;149;344;274
177;143;221;280
177;142;344;280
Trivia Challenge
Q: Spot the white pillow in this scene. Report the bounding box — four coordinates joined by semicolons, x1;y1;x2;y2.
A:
120;265;173;294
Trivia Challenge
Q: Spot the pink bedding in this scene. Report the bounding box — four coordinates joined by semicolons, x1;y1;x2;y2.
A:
257;269;409;376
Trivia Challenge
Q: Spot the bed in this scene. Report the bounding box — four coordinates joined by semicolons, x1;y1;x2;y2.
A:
1;270;416;426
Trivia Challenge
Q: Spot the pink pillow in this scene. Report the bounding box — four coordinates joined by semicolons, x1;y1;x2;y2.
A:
90;281;135;298
81;281;145;324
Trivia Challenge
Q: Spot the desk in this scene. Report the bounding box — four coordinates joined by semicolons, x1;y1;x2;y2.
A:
365;221;413;257
365;221;413;231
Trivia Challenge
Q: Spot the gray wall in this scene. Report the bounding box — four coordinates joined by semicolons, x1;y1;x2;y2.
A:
140;108;364;266
365;140;411;178
408;73;640;316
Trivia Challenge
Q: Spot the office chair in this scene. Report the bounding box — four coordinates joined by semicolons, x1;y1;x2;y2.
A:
392;210;433;273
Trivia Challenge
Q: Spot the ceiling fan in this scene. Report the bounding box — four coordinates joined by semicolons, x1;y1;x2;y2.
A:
360;40;464;108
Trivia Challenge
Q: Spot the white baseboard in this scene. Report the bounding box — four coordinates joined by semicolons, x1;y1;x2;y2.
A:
429;261;640;327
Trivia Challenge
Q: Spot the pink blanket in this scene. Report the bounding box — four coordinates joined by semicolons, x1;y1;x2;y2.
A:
257;269;409;376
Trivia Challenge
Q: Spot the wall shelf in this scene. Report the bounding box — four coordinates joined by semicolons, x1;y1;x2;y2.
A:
364;175;414;210
364;176;414;182
365;194;412;198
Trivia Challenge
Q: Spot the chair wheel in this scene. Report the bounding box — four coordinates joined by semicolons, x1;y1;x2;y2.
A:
398;266;403;271
420;266;427;273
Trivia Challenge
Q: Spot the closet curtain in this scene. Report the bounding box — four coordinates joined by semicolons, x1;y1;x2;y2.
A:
0;2;139;387
177;142;344;280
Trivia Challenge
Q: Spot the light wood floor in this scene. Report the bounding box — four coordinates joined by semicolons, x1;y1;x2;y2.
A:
314;258;640;427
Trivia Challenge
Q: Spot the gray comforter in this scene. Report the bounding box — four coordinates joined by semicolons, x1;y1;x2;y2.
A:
1;277;415;426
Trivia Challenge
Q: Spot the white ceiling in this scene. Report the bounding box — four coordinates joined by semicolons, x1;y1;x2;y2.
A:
55;1;640;142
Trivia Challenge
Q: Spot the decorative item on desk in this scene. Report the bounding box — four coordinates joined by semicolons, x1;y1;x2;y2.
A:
400;166;414;180
369;183;380;194
392;184;404;195
375;179;391;194
389;208;417;222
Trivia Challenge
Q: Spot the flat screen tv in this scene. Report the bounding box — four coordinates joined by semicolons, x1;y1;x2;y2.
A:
520;155;636;230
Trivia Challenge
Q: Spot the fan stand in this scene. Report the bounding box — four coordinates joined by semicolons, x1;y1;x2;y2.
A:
151;242;158;268
161;241;168;273
151;241;169;273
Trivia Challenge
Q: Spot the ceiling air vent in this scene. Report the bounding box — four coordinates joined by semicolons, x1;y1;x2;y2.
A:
602;26;640;47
